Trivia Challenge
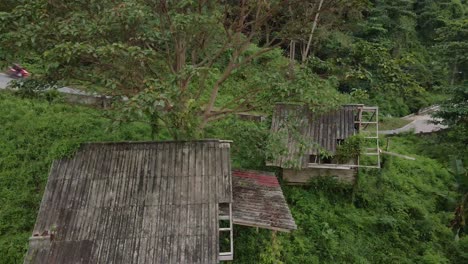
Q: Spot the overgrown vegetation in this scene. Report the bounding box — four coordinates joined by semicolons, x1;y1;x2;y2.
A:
335;134;365;163
0;0;467;263
234;136;467;264
1;93;466;263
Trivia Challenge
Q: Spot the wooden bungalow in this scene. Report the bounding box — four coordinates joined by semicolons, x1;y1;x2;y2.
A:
267;103;380;184
24;140;295;264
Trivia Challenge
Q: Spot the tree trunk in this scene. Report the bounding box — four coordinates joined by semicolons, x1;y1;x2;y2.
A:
150;112;160;140
302;0;324;63
174;37;190;122
174;36;187;96
451;63;458;86
174;37;186;74
289;40;296;62
201;62;235;128
266;24;270;44
289;40;296;78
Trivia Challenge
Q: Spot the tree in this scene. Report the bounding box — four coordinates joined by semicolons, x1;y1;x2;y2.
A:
436;18;468;85
1;1;303;138
282;0;370;63
436;84;468;134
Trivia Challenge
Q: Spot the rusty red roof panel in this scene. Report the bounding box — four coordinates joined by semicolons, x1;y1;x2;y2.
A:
231;170;297;232
233;170;280;187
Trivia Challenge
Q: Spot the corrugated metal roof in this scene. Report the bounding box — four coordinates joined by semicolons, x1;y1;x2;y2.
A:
268;104;358;168
229;170;297;232
25;141;232;264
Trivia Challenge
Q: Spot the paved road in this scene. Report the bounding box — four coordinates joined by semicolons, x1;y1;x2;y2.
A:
1;73;447;134
0;73;108;97
0;73;12;89
380;107;447;135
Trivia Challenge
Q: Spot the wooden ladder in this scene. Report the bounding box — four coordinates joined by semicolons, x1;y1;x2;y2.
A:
356;106;381;169
219;203;234;261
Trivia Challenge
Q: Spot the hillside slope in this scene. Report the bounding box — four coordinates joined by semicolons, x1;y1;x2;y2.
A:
1;93;466;263
232;136;467;263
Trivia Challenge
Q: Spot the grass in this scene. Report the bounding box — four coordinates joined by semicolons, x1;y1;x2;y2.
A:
379;116;412;130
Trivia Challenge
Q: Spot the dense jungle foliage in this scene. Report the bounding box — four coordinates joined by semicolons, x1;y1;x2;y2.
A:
0;0;467;263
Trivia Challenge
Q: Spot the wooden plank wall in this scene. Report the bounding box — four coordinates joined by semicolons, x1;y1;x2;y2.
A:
269;104;358;169
25;141;232;264
283;168;357;184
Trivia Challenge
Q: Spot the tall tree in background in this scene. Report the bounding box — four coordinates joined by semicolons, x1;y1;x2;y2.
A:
283;0;369;63
436;85;468;148
437;84;468;239
414;0;467;85
436;18;468;85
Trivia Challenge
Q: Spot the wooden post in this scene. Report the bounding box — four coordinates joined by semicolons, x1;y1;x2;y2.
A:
351;168;359;204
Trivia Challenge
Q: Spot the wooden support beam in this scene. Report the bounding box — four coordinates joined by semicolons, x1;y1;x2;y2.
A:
381;150;416;160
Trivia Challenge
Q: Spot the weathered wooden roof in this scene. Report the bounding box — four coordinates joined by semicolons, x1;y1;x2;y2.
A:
229;170;297;232
268;104;358;168
25;140;232;264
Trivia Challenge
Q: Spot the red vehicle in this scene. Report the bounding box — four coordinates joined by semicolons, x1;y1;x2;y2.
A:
7;64;30;78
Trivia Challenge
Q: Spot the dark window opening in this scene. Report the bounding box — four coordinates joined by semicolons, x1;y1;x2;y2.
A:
309;155;318;163
309;154;335;164
218;203;229;218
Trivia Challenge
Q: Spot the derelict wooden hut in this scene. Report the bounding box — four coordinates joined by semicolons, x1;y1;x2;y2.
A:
267;104;380;184
25;140;296;264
